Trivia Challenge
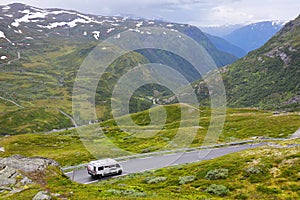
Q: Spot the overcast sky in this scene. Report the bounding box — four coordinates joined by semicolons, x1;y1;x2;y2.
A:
0;0;299;26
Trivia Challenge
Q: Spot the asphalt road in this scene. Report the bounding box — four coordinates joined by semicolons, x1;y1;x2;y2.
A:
65;143;264;184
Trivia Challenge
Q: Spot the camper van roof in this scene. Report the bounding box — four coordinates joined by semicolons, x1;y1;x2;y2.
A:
89;158;118;166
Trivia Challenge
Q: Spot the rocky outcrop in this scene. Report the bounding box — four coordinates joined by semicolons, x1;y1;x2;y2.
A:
0;155;59;173
32;191;52;200
0;155;59;195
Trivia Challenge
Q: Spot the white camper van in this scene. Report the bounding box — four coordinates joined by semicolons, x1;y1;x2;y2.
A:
87;158;123;178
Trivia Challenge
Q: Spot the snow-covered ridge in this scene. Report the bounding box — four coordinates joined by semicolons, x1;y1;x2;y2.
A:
271;20;289;26
11;6;106;28
0;3;193;41
1;3;185;32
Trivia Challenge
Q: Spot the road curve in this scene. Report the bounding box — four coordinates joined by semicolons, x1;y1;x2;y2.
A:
65;143;264;184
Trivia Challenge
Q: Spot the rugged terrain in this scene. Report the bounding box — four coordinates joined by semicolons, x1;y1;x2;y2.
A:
0;155;59;199
195;15;300;110
0;3;237;135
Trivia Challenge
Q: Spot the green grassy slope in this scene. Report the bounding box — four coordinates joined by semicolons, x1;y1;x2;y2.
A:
1;105;299;167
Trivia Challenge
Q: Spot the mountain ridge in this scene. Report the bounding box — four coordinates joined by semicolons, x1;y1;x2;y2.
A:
224;21;286;52
195;15;300;110
205;33;247;58
0;3;236;135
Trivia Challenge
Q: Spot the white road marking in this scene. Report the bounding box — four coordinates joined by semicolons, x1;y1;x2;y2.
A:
140;156;153;160
163;153;176;156
184;151;194;154
84;180;98;184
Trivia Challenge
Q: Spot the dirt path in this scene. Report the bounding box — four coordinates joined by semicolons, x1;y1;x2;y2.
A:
8;51;21;64
59;110;78;127
0;96;24;109
0;51;21;67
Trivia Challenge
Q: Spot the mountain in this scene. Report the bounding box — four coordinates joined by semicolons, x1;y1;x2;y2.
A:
0;3;236;67
195;15;300;110
199;24;243;37
206;33;247;58
0;3;237;135
223;21;286;52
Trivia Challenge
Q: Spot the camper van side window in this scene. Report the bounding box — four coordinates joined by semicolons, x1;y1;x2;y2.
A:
98;166;104;171
94;166;96;172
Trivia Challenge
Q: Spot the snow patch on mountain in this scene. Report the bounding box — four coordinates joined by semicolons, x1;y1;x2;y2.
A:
136;21;143;28
107;28;115;33
271;20;289;26
4;14;13;18
12;10;48;27
0;31;6;38
92;31;101;40
2;6;10;10
114;33;121;39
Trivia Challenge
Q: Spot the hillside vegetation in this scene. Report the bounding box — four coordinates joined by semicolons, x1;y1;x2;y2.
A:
0;105;299;167
195;15;300;110
0;3;239;135
1;139;299;199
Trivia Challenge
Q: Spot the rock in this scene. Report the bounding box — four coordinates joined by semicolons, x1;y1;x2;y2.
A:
10;188;24;194
0;186;12;192
32;191;52;200
20;176;33;185
0;155;60;196
0;166;18;187
0;155;59;173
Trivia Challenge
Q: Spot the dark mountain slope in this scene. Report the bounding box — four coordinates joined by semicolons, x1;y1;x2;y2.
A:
206;33;247;58
224;21;286;52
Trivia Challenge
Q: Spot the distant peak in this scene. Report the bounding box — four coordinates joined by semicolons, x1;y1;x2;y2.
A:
7;3;27;7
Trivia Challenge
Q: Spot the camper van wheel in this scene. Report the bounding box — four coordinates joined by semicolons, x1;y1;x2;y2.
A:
118;170;122;175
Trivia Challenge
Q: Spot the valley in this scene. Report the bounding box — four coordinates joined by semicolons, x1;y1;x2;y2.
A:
1;106;299;167
0;2;299;200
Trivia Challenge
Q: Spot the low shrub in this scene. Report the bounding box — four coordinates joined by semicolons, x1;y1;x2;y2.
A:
244;166;265;183
107;188;146;197
178;176;195;185
146;176;168;184
245;166;261;174
205;168;229;180
205;184;229;196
